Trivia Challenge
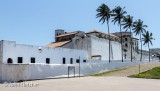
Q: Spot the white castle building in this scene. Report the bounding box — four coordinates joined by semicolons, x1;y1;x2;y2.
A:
48;29;122;60
0;40;88;64
0;29;159;82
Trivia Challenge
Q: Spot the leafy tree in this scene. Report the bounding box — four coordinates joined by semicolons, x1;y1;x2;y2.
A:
142;31;154;62
122;15;133;62
133;19;147;61
96;4;111;62
112;6;127;62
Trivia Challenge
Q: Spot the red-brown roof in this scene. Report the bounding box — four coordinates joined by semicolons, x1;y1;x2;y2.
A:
47;41;71;47
56;32;78;37
87;30;119;38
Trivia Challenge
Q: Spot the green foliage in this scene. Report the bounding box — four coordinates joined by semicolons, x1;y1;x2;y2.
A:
112;6;127;25
130;66;160;79
90;68;128;76
142;31;154;46
122;15;133;31
96;3;111;24
133;19;147;35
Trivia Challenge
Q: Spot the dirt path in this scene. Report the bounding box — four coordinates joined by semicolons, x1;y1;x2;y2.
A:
103;63;160;77
1;77;160;91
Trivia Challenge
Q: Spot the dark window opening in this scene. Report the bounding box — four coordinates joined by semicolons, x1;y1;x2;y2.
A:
46;58;50;64
76;59;80;63
70;58;73;64
125;38;128;41
31;57;35;63
63;58;66;64
7;58;13;63
83;60;86;63
18;57;23;63
125;44;128;47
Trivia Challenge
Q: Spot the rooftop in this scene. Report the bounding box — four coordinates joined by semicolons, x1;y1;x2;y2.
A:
87;30;119;38
56;32;78;38
48;41;71;47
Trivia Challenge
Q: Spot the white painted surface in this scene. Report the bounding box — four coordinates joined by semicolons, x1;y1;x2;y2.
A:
0;60;159;82
91;36;122;60
0;64;2;81
111;41;122;60
1;40;88;64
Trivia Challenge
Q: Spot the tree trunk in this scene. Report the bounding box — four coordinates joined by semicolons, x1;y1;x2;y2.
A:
130;28;132;62
148;43;150;62
107;21;111;63
120;22;124;62
140;33;142;61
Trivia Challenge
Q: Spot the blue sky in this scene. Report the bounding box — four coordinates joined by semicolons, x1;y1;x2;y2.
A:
0;0;159;49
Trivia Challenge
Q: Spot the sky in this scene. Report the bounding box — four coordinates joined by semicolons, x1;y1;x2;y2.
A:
0;0;159;50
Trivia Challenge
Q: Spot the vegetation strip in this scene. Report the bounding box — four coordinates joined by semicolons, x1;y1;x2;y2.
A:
129;66;160;79
90;67;128;76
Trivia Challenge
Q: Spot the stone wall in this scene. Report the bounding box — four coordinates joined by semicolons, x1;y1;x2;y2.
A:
0;60;159;82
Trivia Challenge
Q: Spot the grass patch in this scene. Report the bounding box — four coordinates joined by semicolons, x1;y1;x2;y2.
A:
90;67;128;76
129;66;160;79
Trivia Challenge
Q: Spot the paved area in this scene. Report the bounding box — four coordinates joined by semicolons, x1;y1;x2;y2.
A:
1;63;160;91
0;77;160;91
103;63;160;77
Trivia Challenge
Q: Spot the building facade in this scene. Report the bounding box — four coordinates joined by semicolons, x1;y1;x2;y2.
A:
0;40;88;64
48;29;122;60
112;32;139;59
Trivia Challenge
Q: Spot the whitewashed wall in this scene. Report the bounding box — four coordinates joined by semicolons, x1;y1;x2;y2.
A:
91;36;122;60
1;60;159;82
1;40;88;64
0;67;1;81
111;41;122;60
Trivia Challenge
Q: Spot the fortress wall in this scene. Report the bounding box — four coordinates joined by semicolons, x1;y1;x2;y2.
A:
1;60;159;82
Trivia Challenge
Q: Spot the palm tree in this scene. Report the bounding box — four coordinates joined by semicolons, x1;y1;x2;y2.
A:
96;3;111;63
133;19;147;61
142;31;154;62
122;15;133;62
112;6;127;62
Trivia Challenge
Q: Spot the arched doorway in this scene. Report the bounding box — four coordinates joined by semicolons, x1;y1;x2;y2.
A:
7;58;13;63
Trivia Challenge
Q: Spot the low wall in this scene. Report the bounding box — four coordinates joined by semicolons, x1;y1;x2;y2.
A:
0;60;159;82
0;64;2;81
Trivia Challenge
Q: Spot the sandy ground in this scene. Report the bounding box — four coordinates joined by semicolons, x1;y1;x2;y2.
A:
1;63;160;91
0;77;160;91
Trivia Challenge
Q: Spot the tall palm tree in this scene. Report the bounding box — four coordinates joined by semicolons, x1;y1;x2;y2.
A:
112;6;127;62
96;3;111;63
122;15;133;62
133;19;147;61
142;31;154;62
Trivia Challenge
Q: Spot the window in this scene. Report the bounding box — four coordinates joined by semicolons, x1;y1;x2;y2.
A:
46;58;50;64
125;44;128;47
31;57;35;63
125;38;128;41
63;58;66;64
76;59;80;63
7;58;13;63
83;60;86;63
124;49;127;52
18;57;23;63
70;58;73;64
